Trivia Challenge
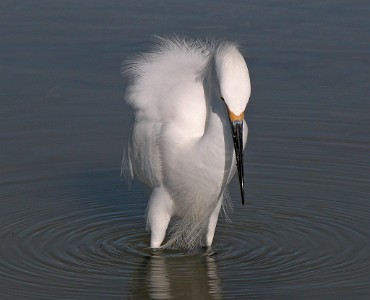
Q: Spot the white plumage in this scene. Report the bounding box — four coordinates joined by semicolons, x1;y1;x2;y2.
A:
122;36;251;249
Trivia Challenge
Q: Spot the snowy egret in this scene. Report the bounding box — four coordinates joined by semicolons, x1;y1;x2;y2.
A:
122;36;251;249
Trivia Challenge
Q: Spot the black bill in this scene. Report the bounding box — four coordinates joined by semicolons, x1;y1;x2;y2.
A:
230;119;245;205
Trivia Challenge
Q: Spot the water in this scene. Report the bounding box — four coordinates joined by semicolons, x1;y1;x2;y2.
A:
1;0;369;299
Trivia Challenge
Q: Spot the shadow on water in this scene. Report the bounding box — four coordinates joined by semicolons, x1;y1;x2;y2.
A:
129;251;222;299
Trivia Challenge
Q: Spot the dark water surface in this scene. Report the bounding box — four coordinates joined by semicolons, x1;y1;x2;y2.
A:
1;0;369;299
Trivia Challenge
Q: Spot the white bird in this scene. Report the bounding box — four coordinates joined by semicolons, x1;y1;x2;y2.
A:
122;36;251;249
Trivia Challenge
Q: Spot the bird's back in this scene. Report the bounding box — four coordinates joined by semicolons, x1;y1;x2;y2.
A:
123;37;210;118
123;37;212;187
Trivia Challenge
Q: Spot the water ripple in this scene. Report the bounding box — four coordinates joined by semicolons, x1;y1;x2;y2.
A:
212;183;370;296
1;162;369;299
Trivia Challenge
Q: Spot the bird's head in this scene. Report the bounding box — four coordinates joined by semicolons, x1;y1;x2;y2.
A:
215;43;251;205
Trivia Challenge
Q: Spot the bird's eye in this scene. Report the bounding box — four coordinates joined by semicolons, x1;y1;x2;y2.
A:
220;96;225;102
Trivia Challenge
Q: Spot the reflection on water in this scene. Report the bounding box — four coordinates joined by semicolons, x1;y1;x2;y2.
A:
2;169;368;298
130;253;221;299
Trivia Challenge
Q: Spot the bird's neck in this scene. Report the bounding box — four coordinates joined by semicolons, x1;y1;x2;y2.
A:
201;56;226;135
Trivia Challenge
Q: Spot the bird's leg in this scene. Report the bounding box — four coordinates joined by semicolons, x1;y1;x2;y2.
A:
147;187;173;248
206;199;222;247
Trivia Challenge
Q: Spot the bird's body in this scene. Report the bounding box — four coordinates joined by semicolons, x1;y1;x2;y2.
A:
123;36;251;249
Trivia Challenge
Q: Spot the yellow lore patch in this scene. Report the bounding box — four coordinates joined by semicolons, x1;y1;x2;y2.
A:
228;110;244;122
